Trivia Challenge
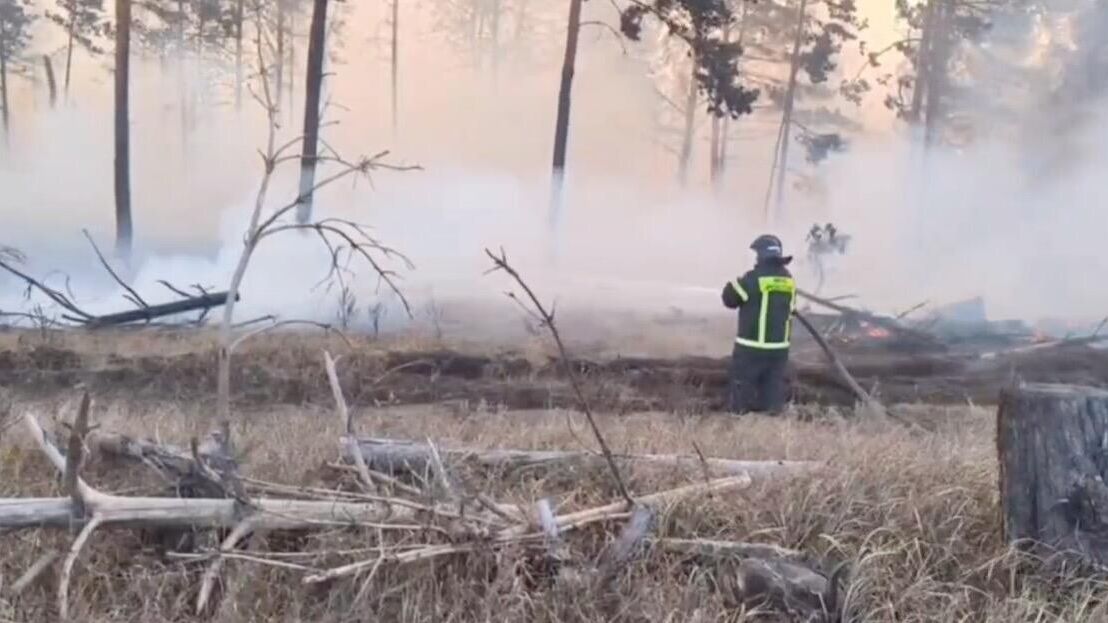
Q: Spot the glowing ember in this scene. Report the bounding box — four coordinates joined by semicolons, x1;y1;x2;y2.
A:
866;327;891;339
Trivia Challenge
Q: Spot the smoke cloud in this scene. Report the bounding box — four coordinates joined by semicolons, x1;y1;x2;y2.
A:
1;0;1107;344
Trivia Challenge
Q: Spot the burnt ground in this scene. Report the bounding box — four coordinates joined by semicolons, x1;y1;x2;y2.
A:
1;333;1107;412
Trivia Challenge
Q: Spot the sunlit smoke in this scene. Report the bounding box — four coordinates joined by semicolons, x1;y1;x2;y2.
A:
1;0;1107;343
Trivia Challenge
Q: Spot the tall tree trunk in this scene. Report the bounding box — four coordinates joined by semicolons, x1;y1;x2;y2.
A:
64;0;77;97
114;0;134;260
43;55;58;108
0;22;8;145
490;0;501;87
908;0;936;124
767;0;808;222
677;57;698;187
548;0;583;233
288;12;296;120
923;0;949;149
710;18;738;191
390;0;398;137
234;0;244;111
709;116;722;186
176;0;189;151
295;0;329;224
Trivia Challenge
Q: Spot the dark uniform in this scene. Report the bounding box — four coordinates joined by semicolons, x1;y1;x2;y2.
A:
721;235;797;414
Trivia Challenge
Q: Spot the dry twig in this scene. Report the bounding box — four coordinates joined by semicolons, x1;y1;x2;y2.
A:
484;247;634;508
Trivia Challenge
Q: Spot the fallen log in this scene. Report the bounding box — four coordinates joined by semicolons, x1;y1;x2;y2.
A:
346;437;818;479
84;291;237;328
998;383;1108;567
651;537;804;561
89;430;229;475
0;413;470;534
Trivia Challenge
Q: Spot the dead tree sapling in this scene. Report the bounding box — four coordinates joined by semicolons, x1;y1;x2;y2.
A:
216;22;416;439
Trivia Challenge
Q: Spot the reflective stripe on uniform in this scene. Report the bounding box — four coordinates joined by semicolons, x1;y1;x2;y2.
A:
737;276;797;350
730;279;749;302
736;337;790;349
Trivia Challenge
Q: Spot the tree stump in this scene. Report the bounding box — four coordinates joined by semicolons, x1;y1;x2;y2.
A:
998;383;1108;566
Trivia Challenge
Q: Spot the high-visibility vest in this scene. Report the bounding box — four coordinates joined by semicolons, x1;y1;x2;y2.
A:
727;272;796;350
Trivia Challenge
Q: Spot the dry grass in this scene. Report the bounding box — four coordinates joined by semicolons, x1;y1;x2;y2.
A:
0;326;1103;621
1;392;1105;622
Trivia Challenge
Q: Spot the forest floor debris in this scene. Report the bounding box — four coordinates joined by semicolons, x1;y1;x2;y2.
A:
0;387;1098;622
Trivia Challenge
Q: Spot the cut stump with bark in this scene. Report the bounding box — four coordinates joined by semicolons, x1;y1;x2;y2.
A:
998;383;1108;566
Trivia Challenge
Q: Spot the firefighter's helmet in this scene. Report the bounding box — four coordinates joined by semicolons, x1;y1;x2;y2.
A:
750;234;792;263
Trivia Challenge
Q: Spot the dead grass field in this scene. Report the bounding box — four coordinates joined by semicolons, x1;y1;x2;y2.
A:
0;329;1106;622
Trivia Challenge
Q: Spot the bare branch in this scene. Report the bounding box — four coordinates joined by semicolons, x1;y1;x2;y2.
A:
8;551;59;596
484;248;634;508
581;20;629;55
197;520;254;614
157;280;194;300
0;258;93;322
324;350;377;494
82;229;147;309
58;515;103;620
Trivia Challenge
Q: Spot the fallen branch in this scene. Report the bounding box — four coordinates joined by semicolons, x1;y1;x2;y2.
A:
347;437;817;479
651;537;803;561
6;551;58;596
793;311;885;416
797;289;943;347
1;413;471;533
302;475;752;584
87;429;231;496
504;475;751;538
324;350;376;493
197;520;254;614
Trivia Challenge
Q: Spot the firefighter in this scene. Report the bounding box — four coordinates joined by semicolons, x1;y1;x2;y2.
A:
721;234;798;414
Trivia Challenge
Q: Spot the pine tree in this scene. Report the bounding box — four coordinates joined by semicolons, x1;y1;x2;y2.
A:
0;0;35;142
45;0;108;97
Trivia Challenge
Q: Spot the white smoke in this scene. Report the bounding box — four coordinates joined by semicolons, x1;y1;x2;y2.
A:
2;0;1108;343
